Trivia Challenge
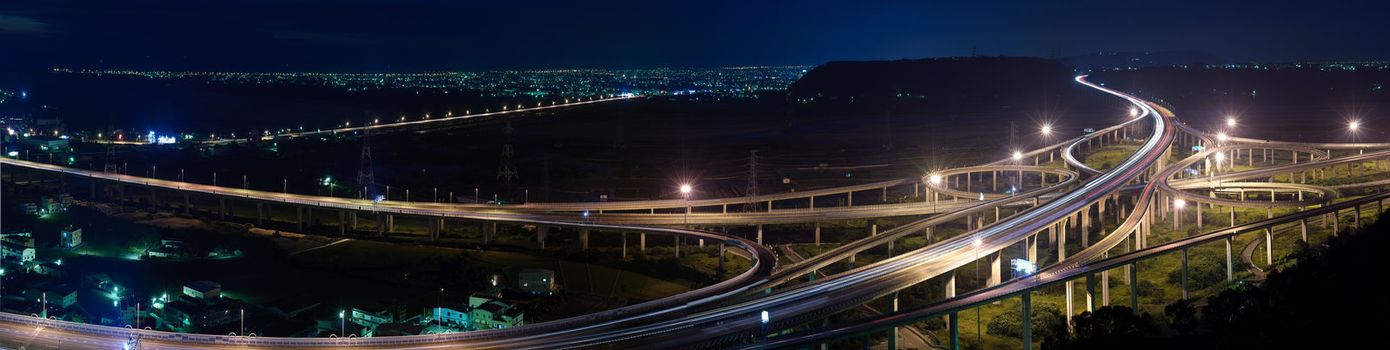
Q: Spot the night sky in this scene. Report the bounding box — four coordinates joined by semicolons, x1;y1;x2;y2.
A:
2;0;1388;72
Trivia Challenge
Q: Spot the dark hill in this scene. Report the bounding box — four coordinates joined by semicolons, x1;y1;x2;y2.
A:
787;56;1077;104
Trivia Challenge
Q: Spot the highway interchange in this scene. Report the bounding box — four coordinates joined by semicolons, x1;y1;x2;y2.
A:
2;75;1389;349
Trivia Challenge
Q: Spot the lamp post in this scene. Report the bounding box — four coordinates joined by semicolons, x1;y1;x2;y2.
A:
679;184;693;224
339;310;345;337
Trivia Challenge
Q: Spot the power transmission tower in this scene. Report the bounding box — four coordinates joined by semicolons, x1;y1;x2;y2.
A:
1008;121;1019;152
742;150;760;212
356;131;376;199
102;125;118;173
496;122;518;194
102;145;118;173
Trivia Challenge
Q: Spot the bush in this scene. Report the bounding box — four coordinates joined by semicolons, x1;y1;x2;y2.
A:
987;302;1064;339
1136;280;1165;299
1165;255;1225;290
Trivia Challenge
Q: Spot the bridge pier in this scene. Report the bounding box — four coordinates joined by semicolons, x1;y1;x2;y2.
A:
1300;218;1308;242
814;223;821;245
1181;248;1189;300
580;229;590;251
484;222;495;245
988;252;1001;286
1225;237;1234;281
296;207;304;230
888;292;899;350
718;243;725;271
639;233;646;252
1022;290;1033;350
1102;263;1110;306
256;202;265;224
948;312;959;350
1086;273;1097;312
1064;280;1074;327
218;198;227;219
1027;233;1037;263
183;193;191;214
538;226;547;249
1129;262;1139;314
150;186;158;210
339;211;347;234
1264;228;1273;266
756;224;763;245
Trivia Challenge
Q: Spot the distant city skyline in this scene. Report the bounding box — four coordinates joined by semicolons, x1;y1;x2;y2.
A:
3;0;1390;72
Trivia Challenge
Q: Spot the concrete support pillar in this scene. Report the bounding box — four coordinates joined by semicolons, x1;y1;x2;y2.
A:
580;229;590;251
183;193;191;214
756;224;763;245
814;223;822;245
296;207;304;230
1264;228;1273;266
1064;280;1074;326
1085;274;1097;312
385;214;395;233
219;198;227;219
887;292;899;350
1021;290;1033;350
537;226;548;250
256;202;265;224
1300;218;1308;242
948;312;959;350
1225;237;1234;281
338;211;347;234
484;222;495;245
622;232;628;258
639;233;646;252
1027;233;1037;263
1129;263;1139;314
1354;205;1362;228
1181;248;1189;300
150;187;159;210
988;252;1001;286
1102;266;1110;306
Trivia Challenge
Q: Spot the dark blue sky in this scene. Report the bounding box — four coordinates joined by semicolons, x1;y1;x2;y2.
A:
2;0;1387;72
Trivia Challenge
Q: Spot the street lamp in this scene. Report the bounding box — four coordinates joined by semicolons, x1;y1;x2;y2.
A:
1225;116;1237;128
1039;124;1052;137
339;310;345;337
1129;107;1139;117
1349;120;1360;131
1011;151;1023;162
1213;152;1226;172
679;184;693;224
1216;132;1229;143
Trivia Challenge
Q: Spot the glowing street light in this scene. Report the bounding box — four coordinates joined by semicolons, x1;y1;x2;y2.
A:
1216;132;1229;143
1011;151;1023;162
1129;107;1139;117
1348;120;1360;131
1039;124;1052;136
1225;116;1237;128
679;184;694;223
928;174;943;185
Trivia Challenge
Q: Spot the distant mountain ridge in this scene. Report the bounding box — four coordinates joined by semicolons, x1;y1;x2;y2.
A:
786;56;1075;103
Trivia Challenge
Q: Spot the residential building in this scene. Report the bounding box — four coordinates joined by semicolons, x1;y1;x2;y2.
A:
182;280;221;300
